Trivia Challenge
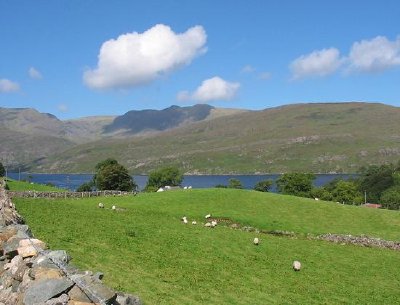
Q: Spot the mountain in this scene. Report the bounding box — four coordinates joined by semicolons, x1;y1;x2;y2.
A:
104;104;214;135
30;102;400;174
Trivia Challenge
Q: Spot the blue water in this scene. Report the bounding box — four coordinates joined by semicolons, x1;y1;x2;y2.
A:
6;173;356;192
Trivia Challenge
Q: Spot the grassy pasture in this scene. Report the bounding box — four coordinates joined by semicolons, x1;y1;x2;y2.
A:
6;178;65;192
14;189;400;305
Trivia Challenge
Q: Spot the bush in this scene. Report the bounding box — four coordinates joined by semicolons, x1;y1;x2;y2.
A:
276;173;315;197
77;182;94;192
254;179;273;192
381;186;400;210
215;184;227;188
146;166;183;190
228;178;243;189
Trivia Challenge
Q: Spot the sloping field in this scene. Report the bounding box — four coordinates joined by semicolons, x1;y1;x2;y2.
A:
15;189;400;305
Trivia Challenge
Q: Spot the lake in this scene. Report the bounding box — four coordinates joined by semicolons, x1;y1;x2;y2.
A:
6;173;356;192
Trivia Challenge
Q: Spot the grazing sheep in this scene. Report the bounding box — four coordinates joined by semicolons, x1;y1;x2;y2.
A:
192;221;197;225
112;205;116;211
98;203;104;209
211;220;218;227
188;186;192;189
292;260;301;271
204;222;212;227
182;216;188;224
253;237;259;245
184;186;188;190
205;214;211;219
314;198;319;201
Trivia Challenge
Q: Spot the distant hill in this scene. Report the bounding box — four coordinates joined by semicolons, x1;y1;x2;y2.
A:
104;104;214;135
31;102;400;174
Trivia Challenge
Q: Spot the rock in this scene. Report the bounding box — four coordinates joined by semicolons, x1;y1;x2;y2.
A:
115;292;142;305
68;285;92;303
3;237;23;258
70;274;116;304
204;222;212;227
23;278;74;305
30;266;63;281
45;293;69;304
68;301;94;305
34;250;71;268
293;260;301;271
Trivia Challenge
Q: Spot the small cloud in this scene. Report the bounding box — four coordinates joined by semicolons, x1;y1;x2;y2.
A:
290;48;343;80
258;72;271;80
241;65;255;73
177;76;240;103
28;67;42;79
0;78;20;93
57;104;68;113
84;24;207;90
348;35;400;73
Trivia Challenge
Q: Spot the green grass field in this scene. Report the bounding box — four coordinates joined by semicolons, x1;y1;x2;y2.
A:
6;178;66;192
14;189;400;305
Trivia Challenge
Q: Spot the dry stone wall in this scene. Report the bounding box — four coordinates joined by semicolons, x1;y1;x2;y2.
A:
0;180;142;305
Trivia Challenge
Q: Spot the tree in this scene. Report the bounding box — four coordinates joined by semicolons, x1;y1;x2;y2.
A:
0;162;5;177
254;179;273;192
228;178;243;189
358;164;397;203
276;173;315;197
381;186;400;210
331;180;362;205
145;166;183;191
77;182;94;192
93;159;136;191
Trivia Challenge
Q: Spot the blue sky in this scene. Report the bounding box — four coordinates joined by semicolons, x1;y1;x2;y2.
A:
0;0;399;119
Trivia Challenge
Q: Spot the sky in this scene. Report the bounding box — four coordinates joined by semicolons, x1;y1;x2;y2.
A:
0;0;399;119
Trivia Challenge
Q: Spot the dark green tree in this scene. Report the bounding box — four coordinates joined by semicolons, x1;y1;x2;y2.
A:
380;186;400;210
276;173;315;197
228;178;243;189
254;179;273;192
145;166;183;191
0;162;5;177
93;159;136;191
331;180;362;205
358;164;398;203
77;182;94;192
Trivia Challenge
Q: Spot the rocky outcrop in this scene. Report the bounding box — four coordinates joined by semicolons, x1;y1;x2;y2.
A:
0;179;142;305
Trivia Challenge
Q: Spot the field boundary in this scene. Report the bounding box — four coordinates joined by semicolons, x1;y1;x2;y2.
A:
6;190;137;199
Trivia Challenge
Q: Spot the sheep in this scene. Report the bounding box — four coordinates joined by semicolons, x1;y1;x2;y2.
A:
292;260;301;271
112;205;116;211
98;203;104;209
253;237;259;245
205;214;211;219
211;220;218;227
204;222;212;227
192;221;197;225
181;216;188;224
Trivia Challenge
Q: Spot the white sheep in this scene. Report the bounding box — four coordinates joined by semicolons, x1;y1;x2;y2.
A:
112;205;116;211
211;220;218;227
204;222;212;227
98;203;104;209
192;221;197;225
292;260;301;271
205;214;211;219
253;237;259;245
182;216;188;224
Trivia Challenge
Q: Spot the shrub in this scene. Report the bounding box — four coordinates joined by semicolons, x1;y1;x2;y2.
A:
254;179;273;192
228;178;243;189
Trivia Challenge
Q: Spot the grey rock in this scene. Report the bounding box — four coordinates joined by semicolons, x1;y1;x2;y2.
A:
115;292;142;305
45;293;69;305
68;285;92;303
23;278;74;305
71;274;116;304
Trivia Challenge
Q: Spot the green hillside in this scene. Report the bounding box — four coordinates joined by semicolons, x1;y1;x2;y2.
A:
36;102;400;173
15;189;400;305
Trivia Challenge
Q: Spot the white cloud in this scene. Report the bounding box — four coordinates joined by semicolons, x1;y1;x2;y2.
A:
29;67;42;79
348;36;400;72
177;76;240;102
290;48;342;80
241;65;255;73
258;71;271;80
0;78;20;93
84;24;207;90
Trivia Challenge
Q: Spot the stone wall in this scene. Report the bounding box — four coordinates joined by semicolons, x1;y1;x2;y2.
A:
7;190;137;199
0;179;142;305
